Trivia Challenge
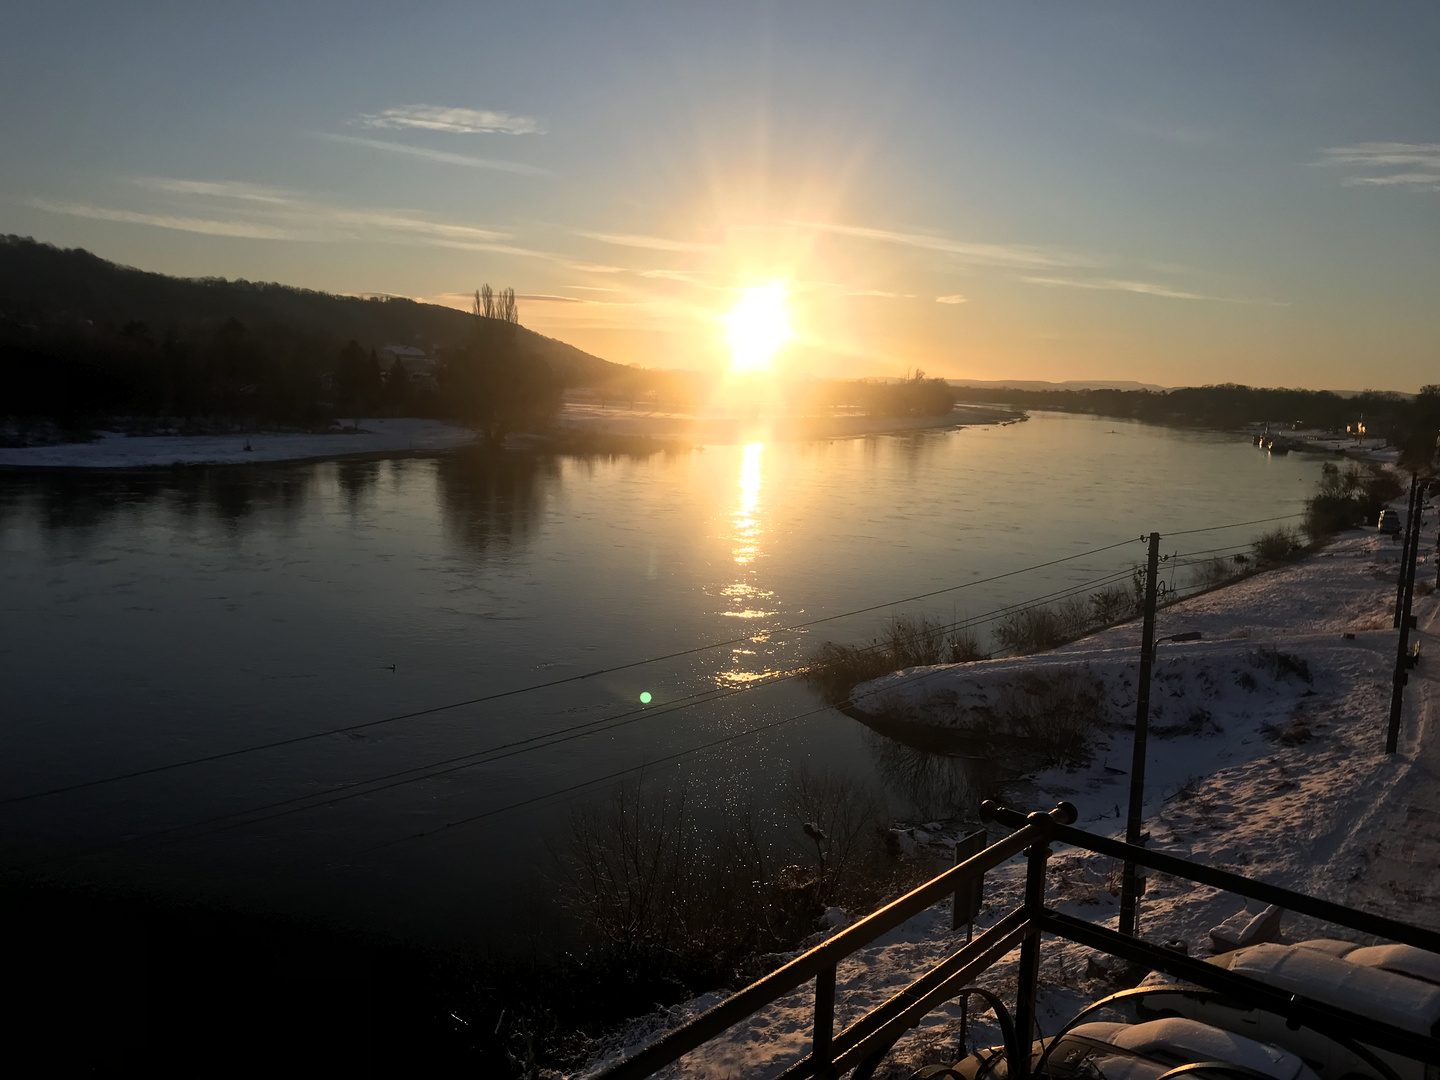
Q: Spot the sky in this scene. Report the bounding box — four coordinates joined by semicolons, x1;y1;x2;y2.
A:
1;2;1436;390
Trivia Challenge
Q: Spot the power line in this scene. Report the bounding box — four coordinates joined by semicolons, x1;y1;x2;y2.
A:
9;565;1151;871
347;661;972;859
1162;513;1304;537
5;511;1300;851
0;536;1142;806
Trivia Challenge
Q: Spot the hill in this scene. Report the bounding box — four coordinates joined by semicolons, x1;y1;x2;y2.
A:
948;377;1170;392
0;235;622;385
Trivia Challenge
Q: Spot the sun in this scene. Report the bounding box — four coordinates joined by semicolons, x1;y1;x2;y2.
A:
725;281;791;373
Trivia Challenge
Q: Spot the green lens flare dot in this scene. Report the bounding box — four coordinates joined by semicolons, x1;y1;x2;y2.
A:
639;691;652;704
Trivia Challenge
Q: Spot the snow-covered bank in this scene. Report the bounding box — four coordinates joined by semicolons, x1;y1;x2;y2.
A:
0;418;477;468
582;507;1439;1079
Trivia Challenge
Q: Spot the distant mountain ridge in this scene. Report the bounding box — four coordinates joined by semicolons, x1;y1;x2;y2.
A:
0;235;622;383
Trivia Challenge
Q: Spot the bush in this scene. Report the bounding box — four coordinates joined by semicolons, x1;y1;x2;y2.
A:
1189;556;1238;590
1252;526;1303;563
947;626;989;662
1303;462;1406;540
804;614;986;705
1090;582;1135;624
563;771;896;989
1253;646;1312;684
993;605;1066;654
993;670;1106;767
1056;594;1093;638
785;766;892;906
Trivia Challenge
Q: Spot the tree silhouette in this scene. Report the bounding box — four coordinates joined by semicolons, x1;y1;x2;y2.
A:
473;285;517;323
440;286;561;446
385;356;410;410
334;340;383;419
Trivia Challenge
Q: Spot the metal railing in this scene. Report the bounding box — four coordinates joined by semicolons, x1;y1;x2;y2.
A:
595;802;1440;1080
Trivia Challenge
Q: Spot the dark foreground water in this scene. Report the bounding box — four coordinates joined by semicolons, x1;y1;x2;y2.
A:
0;412;1325;945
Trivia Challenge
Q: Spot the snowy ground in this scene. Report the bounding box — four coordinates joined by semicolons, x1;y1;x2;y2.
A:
0;418;477;468
580;496;1439;1079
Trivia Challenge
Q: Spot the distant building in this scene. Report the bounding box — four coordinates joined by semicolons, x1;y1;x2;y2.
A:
380;345;437;389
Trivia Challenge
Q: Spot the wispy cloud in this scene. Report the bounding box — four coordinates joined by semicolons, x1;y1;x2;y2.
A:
935;294;968;304
27;200;300;240
320;134;551;176
1020;275;1283;305
133;178;298;204
358;105;545;135
787;220;1093;269
1021;276;1209;300
577;230;717;253
1317;143;1440;191
34;179;521;250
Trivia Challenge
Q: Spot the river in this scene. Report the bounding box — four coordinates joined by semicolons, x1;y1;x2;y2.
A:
0;412;1327;945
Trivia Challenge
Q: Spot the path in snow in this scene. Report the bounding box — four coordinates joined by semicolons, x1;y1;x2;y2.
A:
1343;595;1440;932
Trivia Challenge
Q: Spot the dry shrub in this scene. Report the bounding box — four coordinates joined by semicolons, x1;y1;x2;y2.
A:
947;625;989;662
1252;526;1303;564
1189;556;1237;590
805;614;988;705
786;765;892;907
1152;708;1218;739
1090;582;1135;625
993;669;1106;766
1262;712;1317;746
1056;594;1093;637
1253;646;1312;684
564;770;897;986
994;605;1066;654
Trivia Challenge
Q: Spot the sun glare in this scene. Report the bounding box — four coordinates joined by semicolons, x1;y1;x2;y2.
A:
726;282;791;373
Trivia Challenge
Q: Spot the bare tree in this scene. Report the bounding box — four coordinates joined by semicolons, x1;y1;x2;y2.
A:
473;284;495;320
472;283;519;324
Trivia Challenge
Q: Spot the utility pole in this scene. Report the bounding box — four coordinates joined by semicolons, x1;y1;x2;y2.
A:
1119;531;1160;937
1395;473;1419;627
1388;491;1425;753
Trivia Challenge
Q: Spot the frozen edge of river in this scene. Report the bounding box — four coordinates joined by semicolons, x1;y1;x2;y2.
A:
0;405;1021;469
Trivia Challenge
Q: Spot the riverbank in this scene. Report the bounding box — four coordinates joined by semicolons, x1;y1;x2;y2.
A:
582;494;1439;1078
0;417;479;468
0;404;1021;469
553;402;1021;444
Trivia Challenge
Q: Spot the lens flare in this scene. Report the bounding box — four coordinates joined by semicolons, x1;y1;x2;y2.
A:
725;282;791;373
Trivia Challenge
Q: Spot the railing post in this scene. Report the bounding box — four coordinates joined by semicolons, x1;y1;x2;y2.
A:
1012;816;1053;1080
813;964;836;1077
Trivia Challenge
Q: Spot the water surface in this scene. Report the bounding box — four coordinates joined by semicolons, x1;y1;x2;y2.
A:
0;413;1325;943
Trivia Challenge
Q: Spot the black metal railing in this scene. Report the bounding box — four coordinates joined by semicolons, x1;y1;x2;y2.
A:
594;802;1440;1079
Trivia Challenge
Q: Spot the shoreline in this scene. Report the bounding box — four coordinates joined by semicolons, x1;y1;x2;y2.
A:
0;404;1023;470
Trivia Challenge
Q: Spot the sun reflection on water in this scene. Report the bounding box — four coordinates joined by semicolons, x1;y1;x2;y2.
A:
733;441;763;564
719;442;784;685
